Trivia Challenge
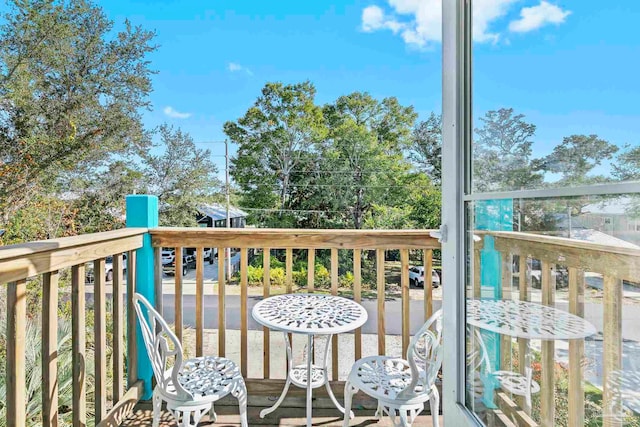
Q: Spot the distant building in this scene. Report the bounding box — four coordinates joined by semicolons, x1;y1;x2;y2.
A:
580;197;640;246
197;203;248;228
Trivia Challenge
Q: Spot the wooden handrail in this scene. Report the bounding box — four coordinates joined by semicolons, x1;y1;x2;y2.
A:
0;228;147;284
150;227;440;249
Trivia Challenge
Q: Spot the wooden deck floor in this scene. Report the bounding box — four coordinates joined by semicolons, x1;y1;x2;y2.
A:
121;403;442;426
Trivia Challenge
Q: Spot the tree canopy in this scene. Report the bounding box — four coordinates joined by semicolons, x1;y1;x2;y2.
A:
0;0;157;223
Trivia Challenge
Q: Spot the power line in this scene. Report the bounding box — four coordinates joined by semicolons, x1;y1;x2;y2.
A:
239;207;352;214
240;183;413;189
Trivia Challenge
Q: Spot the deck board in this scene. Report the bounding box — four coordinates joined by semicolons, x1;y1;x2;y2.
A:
121;404;441;426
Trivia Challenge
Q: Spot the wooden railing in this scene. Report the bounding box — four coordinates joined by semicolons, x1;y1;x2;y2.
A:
477;231;640;427
4;225;634;426
0;228;147;426
149;228;440;395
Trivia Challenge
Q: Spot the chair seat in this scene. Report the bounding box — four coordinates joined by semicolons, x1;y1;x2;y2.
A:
348;356;429;404
174;356;244;400
493;370;540;396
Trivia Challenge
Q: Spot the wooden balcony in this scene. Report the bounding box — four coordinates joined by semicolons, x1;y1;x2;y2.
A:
0;226;635;426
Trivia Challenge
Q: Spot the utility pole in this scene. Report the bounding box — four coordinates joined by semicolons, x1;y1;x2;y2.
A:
225;140;231;281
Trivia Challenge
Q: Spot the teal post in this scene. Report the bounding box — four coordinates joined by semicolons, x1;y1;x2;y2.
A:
475;198;513;408
126;195;158;399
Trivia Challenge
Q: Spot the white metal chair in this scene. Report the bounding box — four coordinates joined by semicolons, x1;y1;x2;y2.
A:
343;310;443;427
472;328;540;410
133;293;248;427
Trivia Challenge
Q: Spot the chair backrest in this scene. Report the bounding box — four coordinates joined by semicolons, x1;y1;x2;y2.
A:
133;293;192;400
398;309;443;399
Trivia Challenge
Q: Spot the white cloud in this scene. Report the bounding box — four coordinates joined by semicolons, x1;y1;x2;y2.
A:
163;106;191;119
509;1;571;33
228;62;253;76
361;0;569;47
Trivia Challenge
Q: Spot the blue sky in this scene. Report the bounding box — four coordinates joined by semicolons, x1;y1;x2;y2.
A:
36;1;640;176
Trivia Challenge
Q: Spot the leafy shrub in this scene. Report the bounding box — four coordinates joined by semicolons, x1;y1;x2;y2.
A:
247;265;264;286
340;271;355;288
270;267;286;286
314;264;331;289
293;269;307;288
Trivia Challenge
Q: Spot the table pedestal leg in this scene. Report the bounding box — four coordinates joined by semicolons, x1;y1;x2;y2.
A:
306;334;313;426
260;332;293;419
321;334;354;419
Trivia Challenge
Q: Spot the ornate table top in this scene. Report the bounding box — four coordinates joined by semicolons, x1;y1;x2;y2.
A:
252;294;368;335
467;299;597;340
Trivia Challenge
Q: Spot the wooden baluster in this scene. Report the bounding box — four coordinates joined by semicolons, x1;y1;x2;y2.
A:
518;256;531;413
94;258;107;422
286;248;293;294
154;247;163;318
127;250;138;387
196;247;204;357
540;261;555;426
218;247;226;357
113;254;125;403
240;248;249;378
568;267;585;427
401;249;410;357
263;248;271;379
331;248;339;381
424;249;433;320
603;275;623;427
377;249;386;355
308;249;315;292
354;249;362;361
7;279;26;427
43;272;59;427
474;247;481;298
501;253;513;373
175;246;183;342
72;264;87;426
286;248;293;369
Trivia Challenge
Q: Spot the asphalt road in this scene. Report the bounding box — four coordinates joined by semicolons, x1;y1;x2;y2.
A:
160;294;441;335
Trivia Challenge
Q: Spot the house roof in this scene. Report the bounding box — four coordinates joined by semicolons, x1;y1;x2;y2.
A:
582;197;634;216
199;203;248;221
568;228;640;249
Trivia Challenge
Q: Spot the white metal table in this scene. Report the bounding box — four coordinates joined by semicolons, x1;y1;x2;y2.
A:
466;299;597;410
466;299;597;340
252;293;368;427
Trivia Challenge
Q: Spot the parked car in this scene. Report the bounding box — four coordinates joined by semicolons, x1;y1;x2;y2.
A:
185;247;216;264
409;266;440;288
529;259;568;289
163;253;196;276
86;253;127;282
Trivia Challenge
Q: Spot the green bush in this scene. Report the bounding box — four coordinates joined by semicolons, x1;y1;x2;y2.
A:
340;271;355;288
270;267;285;286
293;269;307;288
247;265;264;286
314;264;330;289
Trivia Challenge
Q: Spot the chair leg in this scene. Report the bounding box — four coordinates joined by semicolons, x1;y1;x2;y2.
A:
179;410;192;427
233;381;249;427
342;381;358;427
209;403;217;423
152;389;162;427
375;402;384;419
430;385;440;427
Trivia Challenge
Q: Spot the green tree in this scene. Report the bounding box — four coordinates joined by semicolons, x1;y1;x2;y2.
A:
315;92;417;229
537;134;618;185
474;108;543;192
613;145;640;181
0;0;156;227
410;113;442;184
224;81;326;221
143;125;222;226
